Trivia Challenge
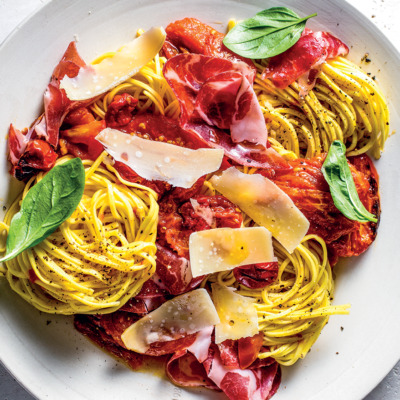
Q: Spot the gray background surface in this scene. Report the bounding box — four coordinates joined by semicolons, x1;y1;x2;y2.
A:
0;0;399;399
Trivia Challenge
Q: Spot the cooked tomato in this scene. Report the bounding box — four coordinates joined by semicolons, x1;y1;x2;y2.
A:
165;18;256;71
60;120;106;160
63;107;95;126
14;139;58;181
157;193;243;259
269;154;380;264
105;93;138;128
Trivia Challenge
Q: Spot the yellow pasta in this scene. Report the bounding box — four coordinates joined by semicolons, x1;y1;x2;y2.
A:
90;52;180;120
0;153;158;315
0;26;389;370
255;57;390;159
202;174;350;366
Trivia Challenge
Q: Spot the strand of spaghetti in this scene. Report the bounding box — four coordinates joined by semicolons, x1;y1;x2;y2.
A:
256;56;390;159
204;169;350;366
0;154;158;314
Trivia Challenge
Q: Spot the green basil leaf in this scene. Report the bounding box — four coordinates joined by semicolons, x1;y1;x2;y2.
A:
223;7;317;59
322;141;377;223
0;158;85;262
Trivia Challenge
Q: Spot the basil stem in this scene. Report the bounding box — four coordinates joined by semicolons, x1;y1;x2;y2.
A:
223;7;317;59
322;141;377;223
0;158;85;263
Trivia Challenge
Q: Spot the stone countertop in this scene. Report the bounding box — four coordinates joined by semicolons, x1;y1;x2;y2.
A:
0;0;399;399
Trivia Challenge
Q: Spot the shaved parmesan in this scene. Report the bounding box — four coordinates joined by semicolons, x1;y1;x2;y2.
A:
121;289;220;353
96;128;224;188
212;283;258;343
210;167;309;253
189;227;275;278
60;27;166;100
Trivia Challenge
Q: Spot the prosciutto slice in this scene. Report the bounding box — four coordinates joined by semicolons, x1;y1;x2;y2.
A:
164;53;265;146
167;342;281;400
262;29;349;96
119;279;168;315
43;41;92;147
8;117;58;180
155;243;204;295
233;262;279;289
76;295;281;400
164;54;290;171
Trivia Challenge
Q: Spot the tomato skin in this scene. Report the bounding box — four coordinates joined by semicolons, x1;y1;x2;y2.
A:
269;154;380;265
63;107;95;126
14;139;58;181
165;18;256;72
60;120;106;160
105;94;138;128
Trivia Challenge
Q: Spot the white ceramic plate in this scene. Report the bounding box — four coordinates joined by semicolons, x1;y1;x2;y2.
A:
0;1;399;399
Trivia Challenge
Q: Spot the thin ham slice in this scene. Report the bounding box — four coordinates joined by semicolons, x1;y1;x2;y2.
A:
262;30;349;96
155;243;204;295
205;345;280;400
168;341;281;400
119;279;168;315
184;122;291;173
163;53;290;172
166;351;219;390
76;302;281;400
233;262;279;289
164;53;265;146
8;124;31;166
8;116;58;180
8;116;48;167
43;41;92;147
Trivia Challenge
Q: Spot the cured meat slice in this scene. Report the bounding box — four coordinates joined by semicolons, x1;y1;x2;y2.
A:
166;351;218;390
155;243;204;295
163;53;265;146
216;334;265;370
8;116;58;180
233;262;279;289
165;17;256;71
156;194;243;295
168;342;281;400
8;124;31;166
237;333;265;370
184;122;291;173
163;53;291;171
43;41;92;147
74;314;146;370
204;345;281;400
120;279;168;315
262;30;349;96
76;302;281;399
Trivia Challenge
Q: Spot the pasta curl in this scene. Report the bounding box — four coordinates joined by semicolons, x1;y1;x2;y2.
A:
90;49;179;120
0;153;158;315
255;57;390;159
239;235;350;366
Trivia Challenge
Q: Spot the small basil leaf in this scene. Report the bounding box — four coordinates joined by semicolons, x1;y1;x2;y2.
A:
0;158;85;262
322;141;377;223
223;7;317;59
